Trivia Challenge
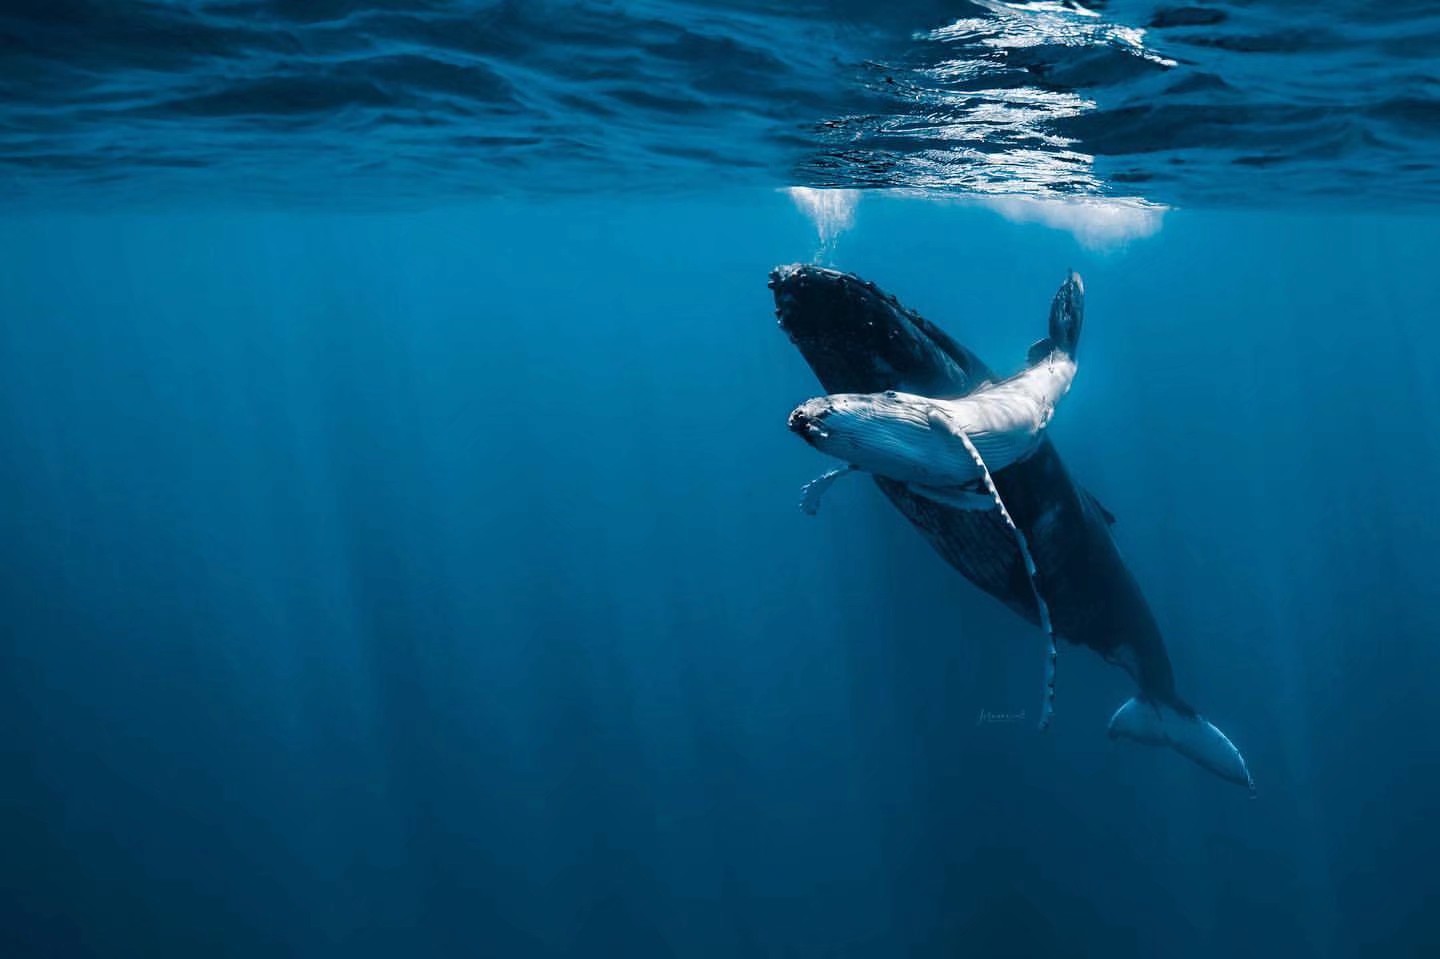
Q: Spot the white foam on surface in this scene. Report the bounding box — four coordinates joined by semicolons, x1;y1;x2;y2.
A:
975;194;1167;248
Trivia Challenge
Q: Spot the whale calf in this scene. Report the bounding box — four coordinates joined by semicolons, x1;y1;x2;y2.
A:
788;272;1082;514
771;264;1253;791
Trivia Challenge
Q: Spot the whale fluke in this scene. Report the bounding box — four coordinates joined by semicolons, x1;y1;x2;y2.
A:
1028;269;1085;363
1108;697;1255;794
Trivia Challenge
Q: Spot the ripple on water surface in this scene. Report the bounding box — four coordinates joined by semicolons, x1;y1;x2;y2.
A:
1;0;1437;208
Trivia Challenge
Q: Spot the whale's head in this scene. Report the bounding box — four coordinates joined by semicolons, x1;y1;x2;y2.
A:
789;390;956;485
770;264;989;397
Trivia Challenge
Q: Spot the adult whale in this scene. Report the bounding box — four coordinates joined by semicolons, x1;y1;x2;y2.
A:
770;264;1253;791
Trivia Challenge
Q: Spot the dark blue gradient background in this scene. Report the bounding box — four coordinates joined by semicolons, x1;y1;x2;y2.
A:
2;196;1437;956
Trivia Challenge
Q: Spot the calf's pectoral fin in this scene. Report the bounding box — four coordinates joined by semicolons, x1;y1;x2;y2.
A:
799;465;856;516
948;423;1058;732
926;407;963;439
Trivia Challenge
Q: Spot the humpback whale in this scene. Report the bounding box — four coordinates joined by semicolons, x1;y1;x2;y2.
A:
787;272;1082;514
771;264;1253;791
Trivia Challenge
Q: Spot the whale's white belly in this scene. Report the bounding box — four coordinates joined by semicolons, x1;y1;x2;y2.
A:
923;354;1075;484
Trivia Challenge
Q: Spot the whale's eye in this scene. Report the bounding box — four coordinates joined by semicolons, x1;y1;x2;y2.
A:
884;390;898;399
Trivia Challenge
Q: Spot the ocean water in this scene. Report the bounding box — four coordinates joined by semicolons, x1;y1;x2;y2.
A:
3;3;1440;959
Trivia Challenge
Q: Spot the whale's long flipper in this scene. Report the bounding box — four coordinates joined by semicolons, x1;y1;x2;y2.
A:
799;465;856;516
932;410;1058;731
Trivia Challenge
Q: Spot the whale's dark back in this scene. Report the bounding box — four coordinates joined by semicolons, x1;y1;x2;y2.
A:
772;265;1178;704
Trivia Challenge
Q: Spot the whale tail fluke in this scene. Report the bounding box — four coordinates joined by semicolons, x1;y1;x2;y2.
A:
1028;270;1085;363
1108;697;1255;794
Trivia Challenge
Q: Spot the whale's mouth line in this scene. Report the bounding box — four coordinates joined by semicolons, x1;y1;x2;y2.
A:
787;407;830;446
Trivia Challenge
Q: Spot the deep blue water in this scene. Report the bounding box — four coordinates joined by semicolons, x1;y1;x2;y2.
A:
4;2;1440;958
5;198;1439;957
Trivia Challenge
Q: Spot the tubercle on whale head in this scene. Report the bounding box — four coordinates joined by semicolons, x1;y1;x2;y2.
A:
786;399;830;446
770;265;904;333
769;263;963;397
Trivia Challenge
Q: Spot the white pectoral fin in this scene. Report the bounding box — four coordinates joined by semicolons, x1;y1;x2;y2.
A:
1108;697;1255;793
799;465;856;516
909;484;996;511
945;416;1058;732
